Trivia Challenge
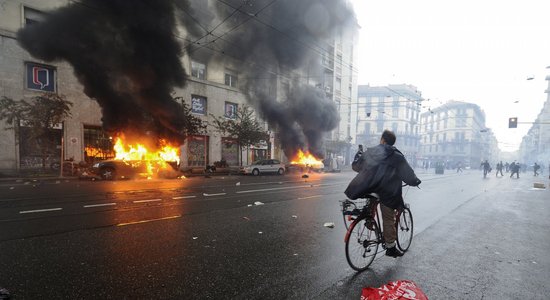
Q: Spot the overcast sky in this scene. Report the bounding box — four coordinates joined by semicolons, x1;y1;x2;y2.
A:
350;0;550;152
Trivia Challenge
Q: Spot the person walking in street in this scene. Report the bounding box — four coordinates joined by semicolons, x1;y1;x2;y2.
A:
496;161;504;177
480;160;491;178
533;162;540;176
345;130;422;258
510;161;520;179
456;161;463;173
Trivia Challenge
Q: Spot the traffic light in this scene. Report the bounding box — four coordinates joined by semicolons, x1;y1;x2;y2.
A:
508;117;518;128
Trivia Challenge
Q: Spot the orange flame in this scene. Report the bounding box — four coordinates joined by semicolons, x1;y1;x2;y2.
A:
290;149;324;168
112;136;180;178
113;138;180;164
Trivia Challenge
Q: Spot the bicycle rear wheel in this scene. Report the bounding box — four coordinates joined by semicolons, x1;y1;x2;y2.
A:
396;207;414;252
345;216;379;271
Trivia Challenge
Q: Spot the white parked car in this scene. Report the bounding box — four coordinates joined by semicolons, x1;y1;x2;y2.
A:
240;159;286;176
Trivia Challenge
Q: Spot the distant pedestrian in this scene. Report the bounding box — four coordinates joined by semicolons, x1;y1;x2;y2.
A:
510;162;520;179
505;162;510;173
480;160;491;178
456;161;463;173
533;163;540;176
496;161;504;177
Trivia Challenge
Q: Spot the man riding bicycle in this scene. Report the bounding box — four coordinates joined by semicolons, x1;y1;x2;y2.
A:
345;130;421;258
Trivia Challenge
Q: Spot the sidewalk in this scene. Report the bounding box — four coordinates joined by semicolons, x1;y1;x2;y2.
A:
319;173;550;299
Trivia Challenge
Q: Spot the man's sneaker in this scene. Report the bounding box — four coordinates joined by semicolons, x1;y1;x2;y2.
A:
385;246;404;258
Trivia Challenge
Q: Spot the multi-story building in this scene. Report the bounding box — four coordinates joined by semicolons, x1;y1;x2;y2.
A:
518;73;550;165
356;84;422;165
419;101;499;168
312;17;359;164
0;1;358;172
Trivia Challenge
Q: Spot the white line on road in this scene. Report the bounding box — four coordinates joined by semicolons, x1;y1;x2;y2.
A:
236;184;325;194
203;193;227;197
19;208;62;214
172;196;197;200
83;203;117;208
133;198;162;203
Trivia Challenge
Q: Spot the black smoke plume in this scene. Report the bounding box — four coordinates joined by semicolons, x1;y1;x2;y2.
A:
204;0;355;158
18;0;355;157
17;0;188;145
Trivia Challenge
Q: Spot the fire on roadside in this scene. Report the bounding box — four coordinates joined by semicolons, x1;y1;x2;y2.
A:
289;149;324;170
112;136;180;178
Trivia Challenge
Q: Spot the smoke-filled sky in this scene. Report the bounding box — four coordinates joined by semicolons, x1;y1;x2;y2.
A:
18;0;356;157
351;0;550;152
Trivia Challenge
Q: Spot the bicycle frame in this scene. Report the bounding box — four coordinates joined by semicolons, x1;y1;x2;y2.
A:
344;196;383;245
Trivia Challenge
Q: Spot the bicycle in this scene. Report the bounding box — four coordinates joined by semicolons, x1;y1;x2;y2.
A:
340;192;414;271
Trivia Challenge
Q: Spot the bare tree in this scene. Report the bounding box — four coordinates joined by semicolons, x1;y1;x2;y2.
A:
0;94;72;171
210;105;269;166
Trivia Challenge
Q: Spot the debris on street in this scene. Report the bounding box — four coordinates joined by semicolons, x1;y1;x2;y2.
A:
323;222;335;228
254;201;264;206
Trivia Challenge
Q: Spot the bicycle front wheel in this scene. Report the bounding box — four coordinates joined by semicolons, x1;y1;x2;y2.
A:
396;207;414;252
345;216;379;271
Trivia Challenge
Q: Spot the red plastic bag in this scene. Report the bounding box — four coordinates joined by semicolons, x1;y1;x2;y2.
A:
361;280;428;300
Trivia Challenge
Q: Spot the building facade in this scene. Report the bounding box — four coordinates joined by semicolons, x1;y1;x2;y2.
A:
0;1;358;172
419;101;499;169
356;84;422;166
518;73;550;165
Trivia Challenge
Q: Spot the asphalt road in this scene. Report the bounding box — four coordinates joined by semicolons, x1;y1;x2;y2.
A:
0;169;548;299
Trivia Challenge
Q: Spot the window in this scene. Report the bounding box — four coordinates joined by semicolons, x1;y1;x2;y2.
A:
364;123;371;134
191;61;206;80
24;7;46;25
83;125;114;162
392;122;398;132
224;71;237;87
392;107;399;118
224;102;237;119
191;95;207;115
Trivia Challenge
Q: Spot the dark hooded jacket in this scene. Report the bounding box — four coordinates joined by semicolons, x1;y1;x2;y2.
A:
345;144;420;209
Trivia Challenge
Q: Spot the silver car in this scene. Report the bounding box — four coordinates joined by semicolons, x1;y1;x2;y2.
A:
240;159;285;175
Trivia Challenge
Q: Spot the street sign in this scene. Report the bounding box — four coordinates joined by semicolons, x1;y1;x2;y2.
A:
508;117;517;128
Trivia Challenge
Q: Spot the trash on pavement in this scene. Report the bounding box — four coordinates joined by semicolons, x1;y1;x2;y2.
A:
258;231;263;234
0;287;10;300
192;237;198;240
236;182;241;186
254;201;265;206
292;215;298;218
242;216;250;221
323;222;335;228
361;280;428;300
533;182;545;189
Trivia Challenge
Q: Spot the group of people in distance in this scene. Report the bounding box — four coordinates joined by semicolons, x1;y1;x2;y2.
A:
480;160;544;179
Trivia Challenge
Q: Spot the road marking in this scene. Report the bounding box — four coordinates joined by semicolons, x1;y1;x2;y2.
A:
19;208;62;214
203;193;227;197
236;184;313;194
172;195;197;200
133;198;162;203
83;203;117;208
297;195;322;200
117;215;181;227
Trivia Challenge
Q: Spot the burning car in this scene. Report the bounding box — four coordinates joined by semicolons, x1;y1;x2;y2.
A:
287;150;325;173
240;159;286;176
89;136;182;180
90;159;180;180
